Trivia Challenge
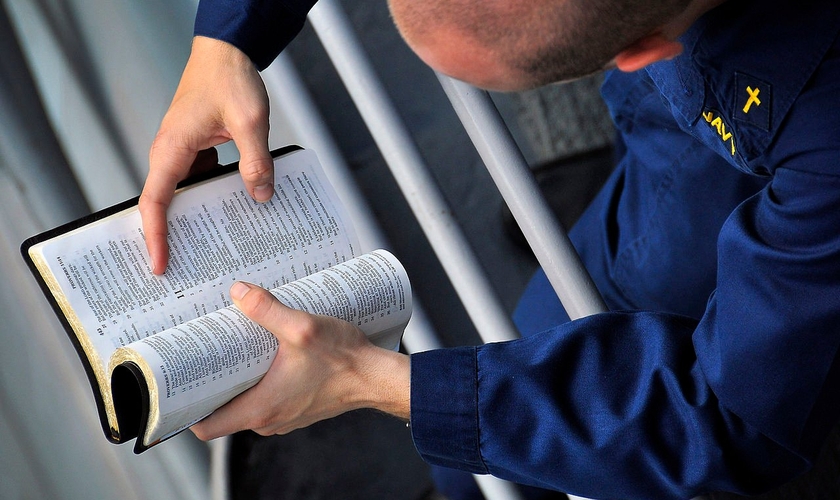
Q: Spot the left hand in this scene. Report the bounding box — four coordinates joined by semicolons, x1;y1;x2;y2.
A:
140;36;274;275
190;281;410;440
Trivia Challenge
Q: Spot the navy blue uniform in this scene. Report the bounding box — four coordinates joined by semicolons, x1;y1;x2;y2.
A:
195;0;840;497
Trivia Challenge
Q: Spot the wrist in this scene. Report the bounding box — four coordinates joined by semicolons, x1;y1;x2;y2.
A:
191;36;256;72
353;346;411;420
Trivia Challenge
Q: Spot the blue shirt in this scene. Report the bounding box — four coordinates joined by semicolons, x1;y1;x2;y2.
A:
415;2;840;498
195;0;840;497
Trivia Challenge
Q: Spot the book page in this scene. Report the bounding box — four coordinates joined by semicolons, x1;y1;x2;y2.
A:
110;250;412;448
27;149;360;432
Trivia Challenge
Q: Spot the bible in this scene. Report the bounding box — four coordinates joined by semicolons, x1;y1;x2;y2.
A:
21;146;412;453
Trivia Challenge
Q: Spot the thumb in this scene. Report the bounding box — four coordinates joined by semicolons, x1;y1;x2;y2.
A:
230;282;305;341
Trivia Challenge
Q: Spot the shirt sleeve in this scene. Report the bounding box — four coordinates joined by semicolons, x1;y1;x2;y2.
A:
194;0;318;70
411;309;821;499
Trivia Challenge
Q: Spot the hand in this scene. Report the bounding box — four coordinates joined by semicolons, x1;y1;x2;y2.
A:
190;282;411;440
139;36;274;275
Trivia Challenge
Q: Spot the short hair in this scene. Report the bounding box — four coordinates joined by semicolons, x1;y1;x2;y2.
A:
390;0;691;87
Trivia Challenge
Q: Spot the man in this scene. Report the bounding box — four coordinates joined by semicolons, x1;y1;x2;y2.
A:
139;0;840;498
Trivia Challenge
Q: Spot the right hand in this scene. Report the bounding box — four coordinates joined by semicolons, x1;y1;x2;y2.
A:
190;281;411;440
140;36;274;275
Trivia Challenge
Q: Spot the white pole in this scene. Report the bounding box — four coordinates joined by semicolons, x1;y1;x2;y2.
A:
436;76;607;320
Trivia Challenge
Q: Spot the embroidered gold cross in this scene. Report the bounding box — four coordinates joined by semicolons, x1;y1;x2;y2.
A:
743;86;761;113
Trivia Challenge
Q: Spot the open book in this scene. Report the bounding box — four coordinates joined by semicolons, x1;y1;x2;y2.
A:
21;146;412;453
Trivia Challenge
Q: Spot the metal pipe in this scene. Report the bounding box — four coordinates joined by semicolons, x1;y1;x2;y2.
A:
436;76;607;321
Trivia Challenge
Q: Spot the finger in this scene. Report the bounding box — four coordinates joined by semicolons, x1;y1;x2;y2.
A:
228;110;274;203
190;390;259;440
138;148;219;275
140;143;199;274
190;367;298;440
241;153;274;203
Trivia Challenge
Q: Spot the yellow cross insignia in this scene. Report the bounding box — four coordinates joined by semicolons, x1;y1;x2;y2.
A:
735;73;771;130
743;86;761;114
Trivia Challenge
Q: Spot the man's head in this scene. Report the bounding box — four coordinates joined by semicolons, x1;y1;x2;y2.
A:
388;0;694;91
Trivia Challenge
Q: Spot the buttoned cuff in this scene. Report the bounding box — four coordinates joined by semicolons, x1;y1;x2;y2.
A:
409;346;488;474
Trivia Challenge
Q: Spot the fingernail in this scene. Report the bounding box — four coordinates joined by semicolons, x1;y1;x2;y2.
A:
254;183;273;202
230;281;253;300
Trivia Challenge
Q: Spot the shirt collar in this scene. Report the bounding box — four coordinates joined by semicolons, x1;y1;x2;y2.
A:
646;0;840;150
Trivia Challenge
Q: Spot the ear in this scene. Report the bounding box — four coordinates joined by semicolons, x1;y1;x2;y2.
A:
614;33;683;73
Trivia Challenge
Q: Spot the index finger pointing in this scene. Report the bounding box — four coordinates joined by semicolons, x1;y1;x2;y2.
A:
140;144;198;274
138;169;181;275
